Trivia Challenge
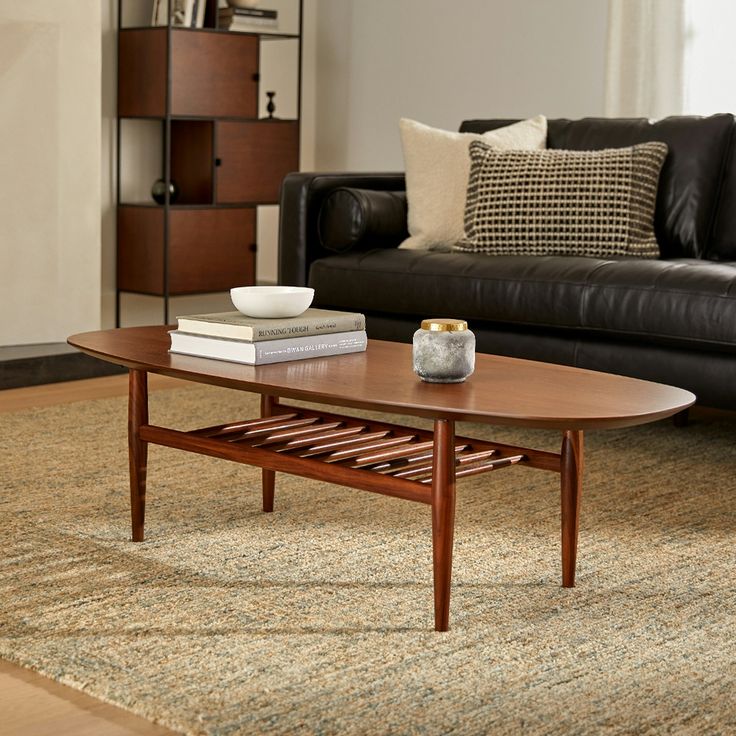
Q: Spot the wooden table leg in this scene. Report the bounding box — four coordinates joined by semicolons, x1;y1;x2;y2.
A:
261;394;276;512
431;418;456;631
128;369;148;542
561;429;584;587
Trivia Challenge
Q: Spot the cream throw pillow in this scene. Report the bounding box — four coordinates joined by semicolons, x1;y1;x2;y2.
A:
398;115;547;250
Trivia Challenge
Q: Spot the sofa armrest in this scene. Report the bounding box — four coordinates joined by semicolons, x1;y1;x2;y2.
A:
278;172;406;287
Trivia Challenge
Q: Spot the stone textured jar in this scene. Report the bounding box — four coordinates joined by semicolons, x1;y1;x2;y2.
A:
412;318;475;383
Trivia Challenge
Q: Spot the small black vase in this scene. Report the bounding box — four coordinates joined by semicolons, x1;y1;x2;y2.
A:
151;178;179;205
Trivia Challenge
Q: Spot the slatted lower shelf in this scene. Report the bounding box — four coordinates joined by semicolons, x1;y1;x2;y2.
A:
140;405;537;500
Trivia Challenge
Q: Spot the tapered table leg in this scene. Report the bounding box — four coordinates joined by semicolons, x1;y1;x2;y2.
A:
261;394;276;512
560;429;584;587
128;369;148;542
431;418;457;631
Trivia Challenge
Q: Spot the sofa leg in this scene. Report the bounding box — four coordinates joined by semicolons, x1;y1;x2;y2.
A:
672;409;690;427
673;408;690;428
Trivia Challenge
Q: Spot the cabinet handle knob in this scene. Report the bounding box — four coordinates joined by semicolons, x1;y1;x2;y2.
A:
215;158;222;167
252;73;260;82
249;243;257;253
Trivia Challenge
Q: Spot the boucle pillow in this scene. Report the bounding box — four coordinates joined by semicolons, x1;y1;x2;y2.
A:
457;141;668;258
398;115;547;251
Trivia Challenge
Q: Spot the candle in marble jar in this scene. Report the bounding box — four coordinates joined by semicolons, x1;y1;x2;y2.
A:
412;318;475;383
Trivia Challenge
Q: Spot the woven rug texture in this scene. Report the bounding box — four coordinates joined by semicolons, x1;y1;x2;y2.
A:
1;384;734;735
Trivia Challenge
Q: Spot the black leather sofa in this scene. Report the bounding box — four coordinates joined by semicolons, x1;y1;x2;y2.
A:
279;115;736;409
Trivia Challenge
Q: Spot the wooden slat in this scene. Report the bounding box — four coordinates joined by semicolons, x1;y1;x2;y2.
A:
354;442;468;468
350;440;437;467
391;447;497;480
270;425;368;453
226;416;319;442
195;413;299;438
324;435;416;463
373;443;474;474
250;421;344;446
295;430;391;458
419;453;526;483
456;438;559;473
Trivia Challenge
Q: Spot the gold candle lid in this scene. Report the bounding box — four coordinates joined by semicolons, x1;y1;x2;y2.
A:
421;318;468;332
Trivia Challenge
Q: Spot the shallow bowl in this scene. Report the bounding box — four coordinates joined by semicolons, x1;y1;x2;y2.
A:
230;286;314;319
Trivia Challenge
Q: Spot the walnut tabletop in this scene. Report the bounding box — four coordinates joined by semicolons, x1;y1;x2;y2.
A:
69;325;694;430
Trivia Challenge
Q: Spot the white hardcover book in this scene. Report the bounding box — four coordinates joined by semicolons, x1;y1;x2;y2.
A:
169;330;367;365
176;308;366;342
226;18;279;29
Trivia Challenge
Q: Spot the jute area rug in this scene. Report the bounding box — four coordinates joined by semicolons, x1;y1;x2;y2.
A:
1;384;734;735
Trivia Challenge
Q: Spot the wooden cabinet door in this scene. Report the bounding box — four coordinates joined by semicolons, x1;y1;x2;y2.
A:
118;29;167;117
216;121;299;204
169;208;256;294
171;32;258;118
117;206;255;296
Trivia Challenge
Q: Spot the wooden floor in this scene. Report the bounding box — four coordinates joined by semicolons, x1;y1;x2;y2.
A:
0;373;190;413
1;373;187;735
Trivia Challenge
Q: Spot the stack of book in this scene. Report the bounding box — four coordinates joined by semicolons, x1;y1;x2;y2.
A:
218;6;278;31
169;308;367;365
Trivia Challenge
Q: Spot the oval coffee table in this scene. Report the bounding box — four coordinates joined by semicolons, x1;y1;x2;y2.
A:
68;326;695;631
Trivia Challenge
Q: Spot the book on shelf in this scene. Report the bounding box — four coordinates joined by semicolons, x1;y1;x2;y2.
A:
221;20;279;31
169;330;368;366
219;18;279;30
176;308;366;342
152;0;206;27
218;7;278;29
219;6;278;19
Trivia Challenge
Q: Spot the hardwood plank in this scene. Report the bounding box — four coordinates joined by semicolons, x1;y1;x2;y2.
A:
0;660;174;735
0;374;191;413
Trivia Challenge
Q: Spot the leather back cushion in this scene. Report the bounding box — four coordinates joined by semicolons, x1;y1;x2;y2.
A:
317;187;408;252
460;115;735;259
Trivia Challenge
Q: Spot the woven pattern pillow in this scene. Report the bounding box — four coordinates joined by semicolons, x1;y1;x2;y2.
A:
398;115;547;251
457;141;668;258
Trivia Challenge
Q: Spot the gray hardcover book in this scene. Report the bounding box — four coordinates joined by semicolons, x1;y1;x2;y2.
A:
176;308;365;342
169;330;367;365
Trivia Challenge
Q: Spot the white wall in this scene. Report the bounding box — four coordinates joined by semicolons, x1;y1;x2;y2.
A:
314;0;609;170
0;1;101;346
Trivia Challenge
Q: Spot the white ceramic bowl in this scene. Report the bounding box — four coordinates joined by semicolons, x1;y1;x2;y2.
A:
230;286;314;319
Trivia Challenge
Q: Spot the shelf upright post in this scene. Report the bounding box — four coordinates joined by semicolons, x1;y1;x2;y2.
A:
163;0;172;325
297;0;303;167
115;0;123;327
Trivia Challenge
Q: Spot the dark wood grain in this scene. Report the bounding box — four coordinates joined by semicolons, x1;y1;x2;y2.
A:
118;208;255;296
118;29;166;117
168;208;255;293
117;207;164;294
128;370;148;542
432;419;456;632
171;121;214;204
170;30;258;117
561;430;584;587
260;394;275;512
68;327;696;430
216;121;299;203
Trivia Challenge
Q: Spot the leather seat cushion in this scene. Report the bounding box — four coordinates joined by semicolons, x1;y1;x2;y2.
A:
309;249;736;352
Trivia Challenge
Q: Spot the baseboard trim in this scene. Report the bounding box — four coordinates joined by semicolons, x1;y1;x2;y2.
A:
0;344;126;390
